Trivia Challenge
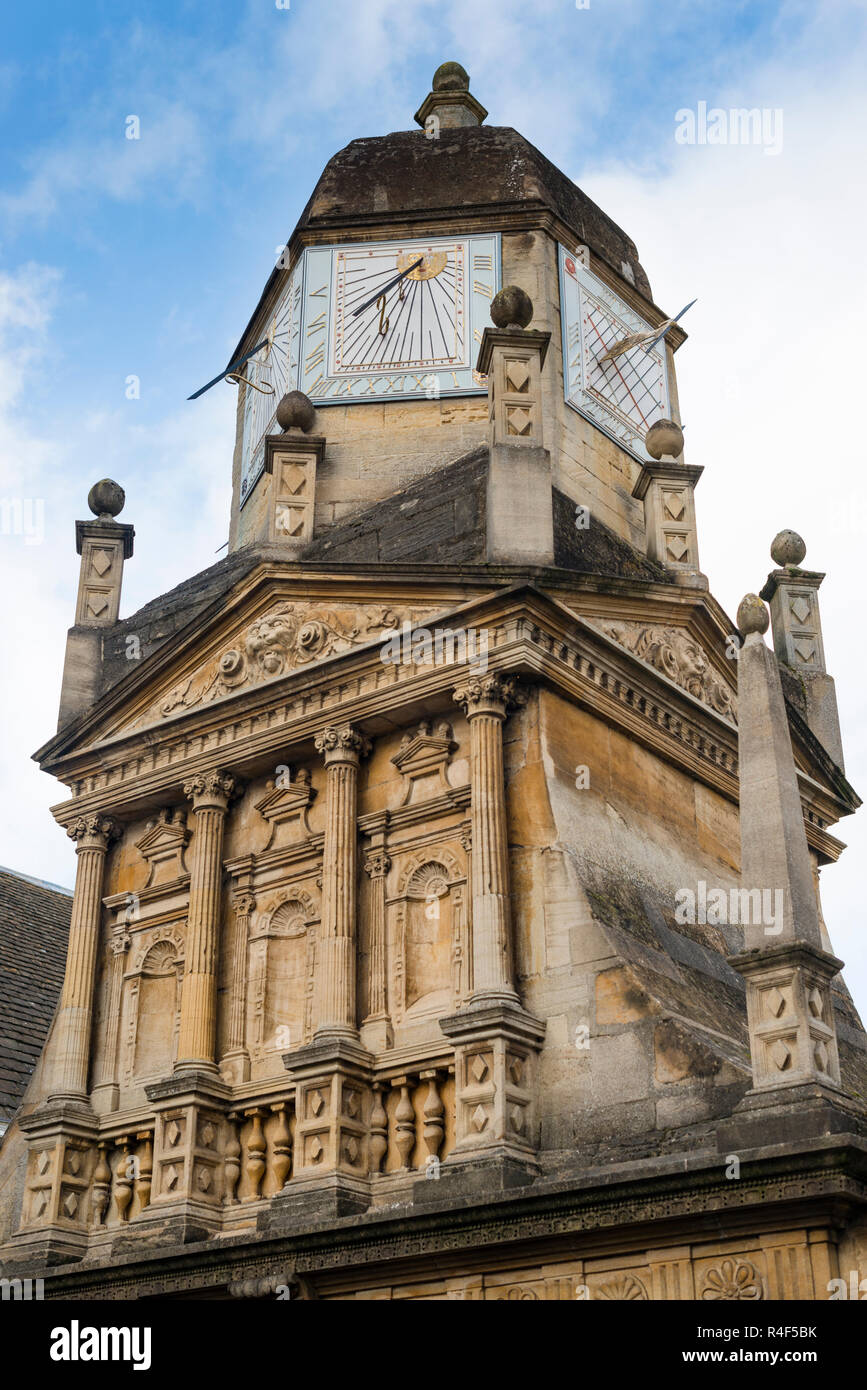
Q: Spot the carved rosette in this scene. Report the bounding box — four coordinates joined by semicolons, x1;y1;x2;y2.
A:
314;725;372;767
453;674;526;721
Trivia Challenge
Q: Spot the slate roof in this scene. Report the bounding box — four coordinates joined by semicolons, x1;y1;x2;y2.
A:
0;868;71;1125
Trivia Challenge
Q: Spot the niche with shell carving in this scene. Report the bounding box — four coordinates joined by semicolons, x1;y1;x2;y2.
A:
247;890;318;1071
122;933;184;1088
391;849;469;1024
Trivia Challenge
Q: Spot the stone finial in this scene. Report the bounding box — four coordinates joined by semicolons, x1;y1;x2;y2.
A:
645;418;684;461
737;594;770;637
770;528;806;568
414;62;487;131
275;390;315;434
490;286;533;331
88;478;125;520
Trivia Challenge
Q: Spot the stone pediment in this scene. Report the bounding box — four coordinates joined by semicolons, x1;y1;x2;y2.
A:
128;599;446;731
591;618;737;723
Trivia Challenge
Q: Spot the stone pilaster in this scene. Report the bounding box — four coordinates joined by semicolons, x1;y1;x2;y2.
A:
452;675;525;1003
632;460;704;576
311;725;370;1037
175;770;236;1073
263;433;324;548
91;921;132;1114
220;891;254;1085
50;814;120;1103
361;847;392;1053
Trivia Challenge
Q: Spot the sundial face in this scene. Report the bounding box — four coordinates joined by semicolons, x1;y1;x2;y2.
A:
240;262;302;503
558;244;670;460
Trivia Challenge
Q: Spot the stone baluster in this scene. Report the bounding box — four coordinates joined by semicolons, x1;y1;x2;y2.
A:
50;814;120;1102
134;1131;153;1211
91;1143;112;1226
421;1070;445;1163
311;726;371;1035
394;1077;416;1170
176;770;236;1072
114;1137;133;1223
220;891;254;1084
453;676;525;1002
244;1109;266;1200
270;1103;292;1191
224;1113;241;1205
369;1084;388;1174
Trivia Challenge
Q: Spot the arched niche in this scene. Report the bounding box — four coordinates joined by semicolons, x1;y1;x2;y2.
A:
391;850;468;1023
247;891;318;1064
122;933;184;1088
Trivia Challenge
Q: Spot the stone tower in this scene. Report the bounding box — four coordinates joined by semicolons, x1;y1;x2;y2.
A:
1;65;865;1302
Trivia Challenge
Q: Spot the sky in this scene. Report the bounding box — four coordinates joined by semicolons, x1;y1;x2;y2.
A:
1;0;865;1000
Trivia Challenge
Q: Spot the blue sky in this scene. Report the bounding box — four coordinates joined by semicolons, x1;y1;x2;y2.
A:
2;0;867;999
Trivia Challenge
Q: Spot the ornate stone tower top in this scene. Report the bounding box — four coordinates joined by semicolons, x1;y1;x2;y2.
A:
414;61;488;131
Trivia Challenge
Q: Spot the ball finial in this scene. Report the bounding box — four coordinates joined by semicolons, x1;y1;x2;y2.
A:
432;61;469;92
275;390;316;434
490;286;533;330
737;594;770;636
645;418;684;460
87;479;125;520
770;529;806;568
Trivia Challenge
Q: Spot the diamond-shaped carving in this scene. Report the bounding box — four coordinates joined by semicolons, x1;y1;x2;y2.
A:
506;405;532;436
790;595;811;624
471;1104;489;1133
310;1089;325;1117
470;1054;489;1084
807;987;824;1019
344;1136;359;1164
32;1190;49;1217
200;1121;216;1148
766;987;786;1018
66;1149;81;1176
36;1150;51;1176
196;1166;212;1192
91;548;112;577
275;504;305;536
62;1191;79;1219
663;491;685;521
793;638;816;664
510;1105;525;1134
505;360;530;392
508;1055;524;1086
344;1089;359;1119
164;1163;180;1191
770;1039;791;1071
309;1137;323;1163
165;1120;181;1147
665;533;689;562
814;1040;829;1072
280;462;307;495
86;591;109;617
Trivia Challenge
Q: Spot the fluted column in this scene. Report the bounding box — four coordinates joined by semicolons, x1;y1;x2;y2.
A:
50;814;120;1102
175;770;236;1072
364;850;390;1017
312;726;370;1035
220;891;254;1083
453;675;525;1002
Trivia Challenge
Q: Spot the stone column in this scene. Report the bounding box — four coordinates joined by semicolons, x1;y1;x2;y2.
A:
220;891;254;1084
50;814;120;1102
312;726;370;1036
453;675;525;1003
175;770;236;1072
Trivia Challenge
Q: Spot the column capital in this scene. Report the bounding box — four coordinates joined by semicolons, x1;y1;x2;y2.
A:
66;814;121;851
183;768;238;811
453;673;526;720
314;724;371;767
232;891;256;917
364;850;391;879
